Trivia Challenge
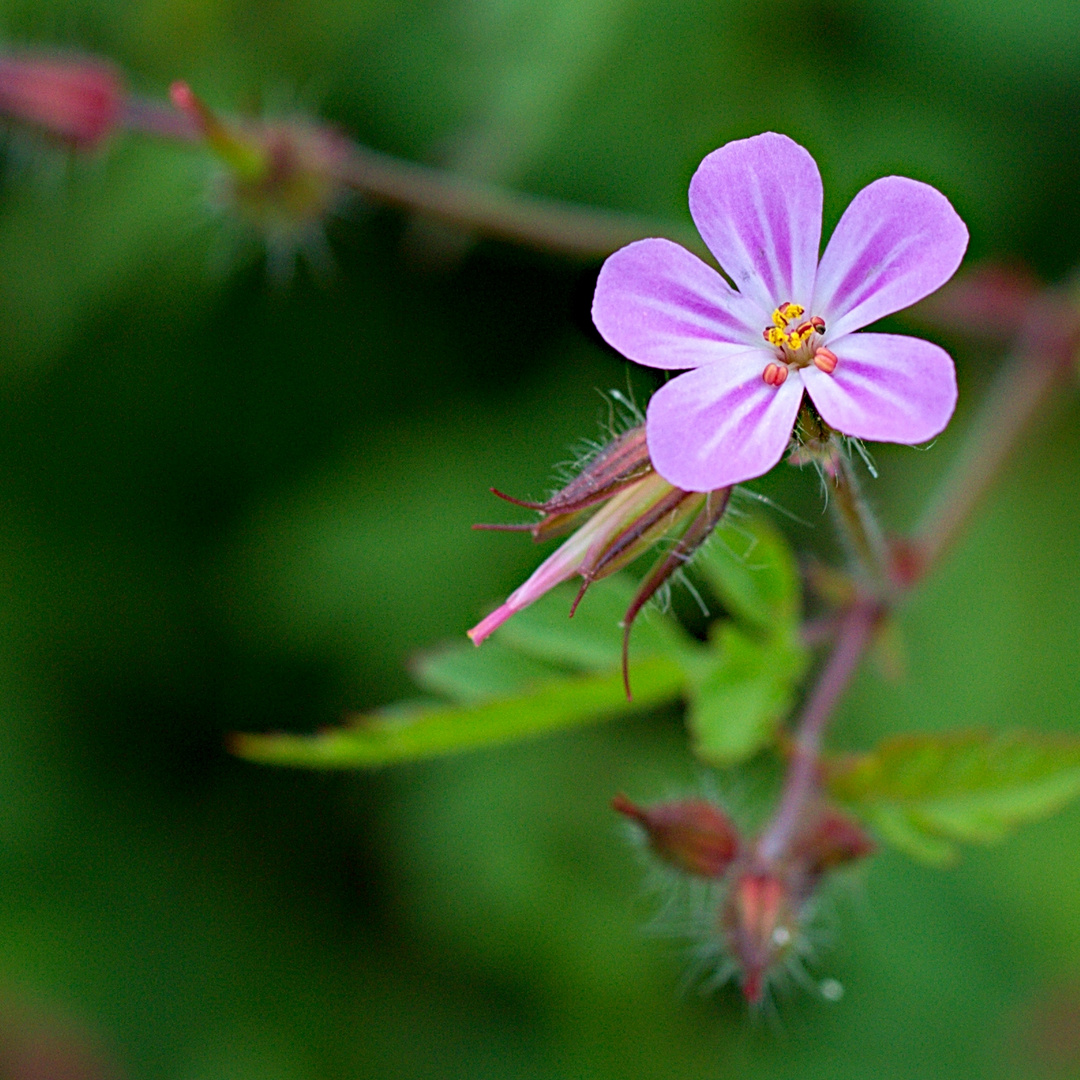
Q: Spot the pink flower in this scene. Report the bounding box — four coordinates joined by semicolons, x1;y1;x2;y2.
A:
592;133;969;492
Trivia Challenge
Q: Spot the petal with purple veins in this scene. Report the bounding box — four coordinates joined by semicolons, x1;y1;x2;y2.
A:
646;352;804;491
801;332;957;444
592;238;765;369
688;133;823;314
814;176;969;339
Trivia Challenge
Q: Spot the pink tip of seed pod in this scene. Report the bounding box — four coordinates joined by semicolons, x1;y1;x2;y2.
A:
169;80;197;114
0;52;124;149
813;347;838;374
466;603;516;645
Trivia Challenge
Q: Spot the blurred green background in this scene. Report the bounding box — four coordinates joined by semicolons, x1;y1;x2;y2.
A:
0;0;1076;1076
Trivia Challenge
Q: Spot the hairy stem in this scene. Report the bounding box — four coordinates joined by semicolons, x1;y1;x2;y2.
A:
829;450;891;592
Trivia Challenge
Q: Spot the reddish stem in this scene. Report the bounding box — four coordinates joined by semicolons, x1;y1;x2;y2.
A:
757;599;881;865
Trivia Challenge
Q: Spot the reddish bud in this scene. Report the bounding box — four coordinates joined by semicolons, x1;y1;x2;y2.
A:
722;871;797;1004
613;794;739;878
0;52;124;149
795;810;875;879
889;536;926;588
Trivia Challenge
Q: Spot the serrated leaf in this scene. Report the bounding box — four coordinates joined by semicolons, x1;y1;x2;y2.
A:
411;639;564;704
694;515;801;633
494;575;693;671
232;655;686;769
828;730;1080;865
686;624;808;765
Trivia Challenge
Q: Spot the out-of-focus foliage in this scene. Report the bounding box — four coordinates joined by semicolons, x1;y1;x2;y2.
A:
828;731;1080;866
686;515;808;764
0;0;1075;1077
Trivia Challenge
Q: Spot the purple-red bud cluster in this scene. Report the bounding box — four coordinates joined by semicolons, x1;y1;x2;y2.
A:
616;793;874;1003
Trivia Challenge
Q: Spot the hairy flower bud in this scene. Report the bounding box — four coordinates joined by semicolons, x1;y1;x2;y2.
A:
612;793;740;878
0;52;124;149
794;809;875;880
722;869;801;1004
170;82;351;260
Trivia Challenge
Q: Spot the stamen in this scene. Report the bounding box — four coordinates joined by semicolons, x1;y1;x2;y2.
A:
764;305;820;354
762;362;789;387
813;347;838;374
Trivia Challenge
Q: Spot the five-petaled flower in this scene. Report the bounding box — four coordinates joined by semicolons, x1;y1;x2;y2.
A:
592;133;969;492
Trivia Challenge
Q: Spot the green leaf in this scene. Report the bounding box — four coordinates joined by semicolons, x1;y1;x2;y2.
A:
686;624;808;765
828;730;1080;865
232;655;686;769
411;639;564;704
694;515;801;633
494;576;694;671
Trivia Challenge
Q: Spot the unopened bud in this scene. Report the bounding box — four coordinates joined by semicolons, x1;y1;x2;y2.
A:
722;870;799;1004
0;52;124;149
171;82;351;249
795;810;875;879
613;794;739;878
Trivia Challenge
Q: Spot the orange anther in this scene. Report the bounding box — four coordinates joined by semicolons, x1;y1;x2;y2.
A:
813;347;838;374
762;362;788;387
810;316;826;333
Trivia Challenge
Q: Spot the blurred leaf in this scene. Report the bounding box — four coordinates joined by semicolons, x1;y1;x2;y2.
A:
828;731;1080;865
494;576;694;671
686;624;808;765
410;639;565;704
694;515;801;634
232;655;685;768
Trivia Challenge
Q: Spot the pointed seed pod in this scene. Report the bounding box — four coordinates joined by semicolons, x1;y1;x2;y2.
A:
612;794;740;878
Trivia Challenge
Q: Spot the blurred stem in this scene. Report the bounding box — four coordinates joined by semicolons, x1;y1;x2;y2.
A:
121;92;705;260
334;146;703;258
911;289;1080;577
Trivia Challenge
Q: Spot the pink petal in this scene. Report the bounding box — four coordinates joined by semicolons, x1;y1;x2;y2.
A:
592;238;765;369
688;133;822;315
645;352;804;491
801;332;957;444
814;177;969;339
